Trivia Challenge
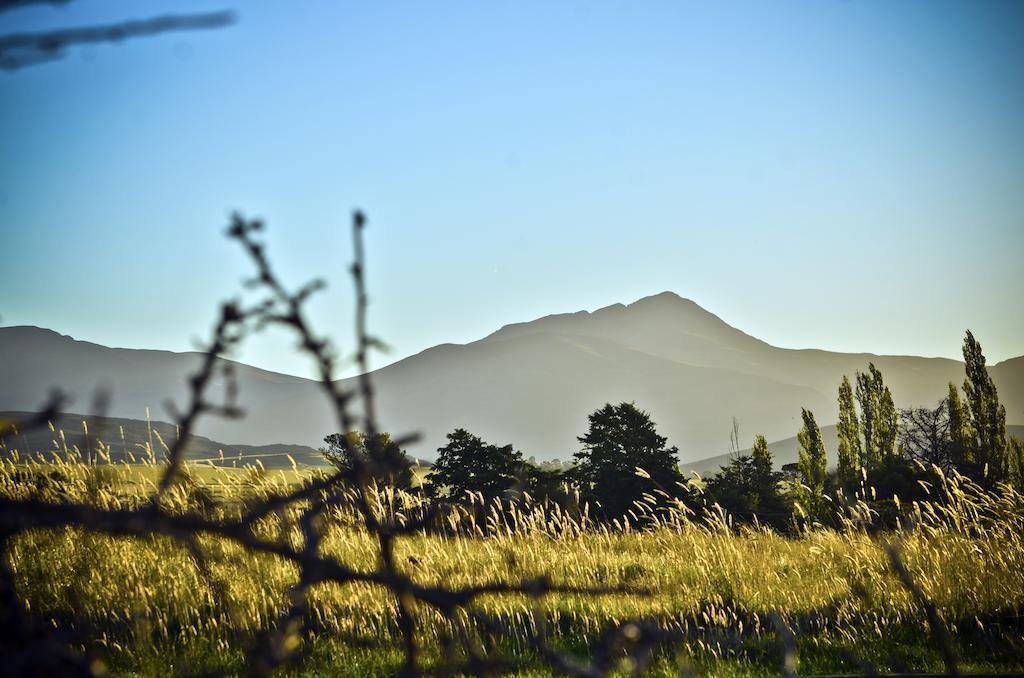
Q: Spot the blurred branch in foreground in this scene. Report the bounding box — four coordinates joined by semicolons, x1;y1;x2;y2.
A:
0;8;235;70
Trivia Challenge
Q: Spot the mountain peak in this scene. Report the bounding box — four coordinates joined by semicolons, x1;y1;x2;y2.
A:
481;292;760;352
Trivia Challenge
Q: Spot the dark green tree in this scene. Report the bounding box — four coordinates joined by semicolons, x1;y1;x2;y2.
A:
425;428;524;503
572;402;683;520
321;431;413;490
706;435;790;530
836;375;862;491
962;330;1009;481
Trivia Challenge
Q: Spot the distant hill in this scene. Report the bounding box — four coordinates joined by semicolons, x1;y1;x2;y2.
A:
2;292;1021;462
682;424;1024;479
0;411;325;469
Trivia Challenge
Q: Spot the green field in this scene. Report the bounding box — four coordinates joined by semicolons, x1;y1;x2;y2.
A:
3;456;1023;676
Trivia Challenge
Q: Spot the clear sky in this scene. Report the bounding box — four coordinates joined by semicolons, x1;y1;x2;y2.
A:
1;0;1022;378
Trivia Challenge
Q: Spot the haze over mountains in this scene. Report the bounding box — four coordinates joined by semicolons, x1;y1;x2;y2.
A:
2;292;1021;464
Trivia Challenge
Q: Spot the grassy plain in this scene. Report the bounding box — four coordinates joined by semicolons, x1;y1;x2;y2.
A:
3;456;1023;676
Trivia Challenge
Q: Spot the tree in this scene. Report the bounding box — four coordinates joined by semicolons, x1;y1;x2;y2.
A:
962;330;1009;481
898;399;953;471
572;402;683;520
947;382;973;470
796;408;828;520
321;431;413;490
706;436;790;530
836;375;862;491
426;429;524;503
751;434;772;467
797;409;827;493
855;363;897;470
855;370;877;470
1009;438;1024;490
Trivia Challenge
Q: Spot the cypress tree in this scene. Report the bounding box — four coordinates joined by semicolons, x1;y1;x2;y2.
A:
836;375;861;491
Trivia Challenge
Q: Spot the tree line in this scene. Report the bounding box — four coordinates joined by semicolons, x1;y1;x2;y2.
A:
321;329;1023;531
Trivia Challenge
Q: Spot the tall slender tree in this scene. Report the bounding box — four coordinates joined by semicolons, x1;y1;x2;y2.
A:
796;408;828;522
855;363;897;470
797;408;828;495
876;375;898;459
962;330;1008;481
855;369;877;470
836;375;862;491
946;382;972;469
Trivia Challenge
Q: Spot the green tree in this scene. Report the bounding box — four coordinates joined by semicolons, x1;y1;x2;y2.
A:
836;375;862;491
751;434;772;467
321;431;413;490
1008;438;1024;489
855;363;897;470
796;408;828;521
706;434;790;530
572;402;683;520
425;428;524;503
947;382;972;469
797;408;828;494
962;330;1009;481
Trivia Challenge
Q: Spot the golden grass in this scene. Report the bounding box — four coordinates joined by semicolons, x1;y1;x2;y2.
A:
2;439;1023;674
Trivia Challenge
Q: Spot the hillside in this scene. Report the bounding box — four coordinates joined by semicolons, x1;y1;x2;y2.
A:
2;292;1021;462
0;411;325;469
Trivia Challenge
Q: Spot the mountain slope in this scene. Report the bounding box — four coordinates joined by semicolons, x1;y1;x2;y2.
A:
1;293;1021;462
0;411;324;468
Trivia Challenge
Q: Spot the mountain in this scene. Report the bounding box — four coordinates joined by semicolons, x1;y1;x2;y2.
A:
0;411;323;468
1;292;1021;463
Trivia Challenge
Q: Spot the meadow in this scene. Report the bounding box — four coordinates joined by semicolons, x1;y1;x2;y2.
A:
3;446;1023;676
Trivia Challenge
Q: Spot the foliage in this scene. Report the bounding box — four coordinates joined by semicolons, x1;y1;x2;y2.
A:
425;428;524;503
837;375;862;491
796;408;828;520
750;433;772;467
572;402;684;520
898;399;952;471
704;447;790;531
3;456;1024;676
947;382;973;469
321;431;414;490
856;363;898;470
962;330;1010;483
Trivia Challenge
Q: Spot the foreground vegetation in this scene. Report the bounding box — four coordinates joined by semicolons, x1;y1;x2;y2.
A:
3;453;1023;676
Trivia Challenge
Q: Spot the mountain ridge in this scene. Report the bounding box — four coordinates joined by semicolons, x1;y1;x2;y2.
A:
2;292;1021;461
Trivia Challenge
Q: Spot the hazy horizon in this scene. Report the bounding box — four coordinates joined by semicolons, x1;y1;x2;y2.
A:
2;1;1022;378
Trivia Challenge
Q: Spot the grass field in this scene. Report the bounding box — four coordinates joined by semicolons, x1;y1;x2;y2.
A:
3;454;1023;676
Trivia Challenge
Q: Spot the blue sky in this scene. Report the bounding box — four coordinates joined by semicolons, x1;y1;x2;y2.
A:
1;0;1022;378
